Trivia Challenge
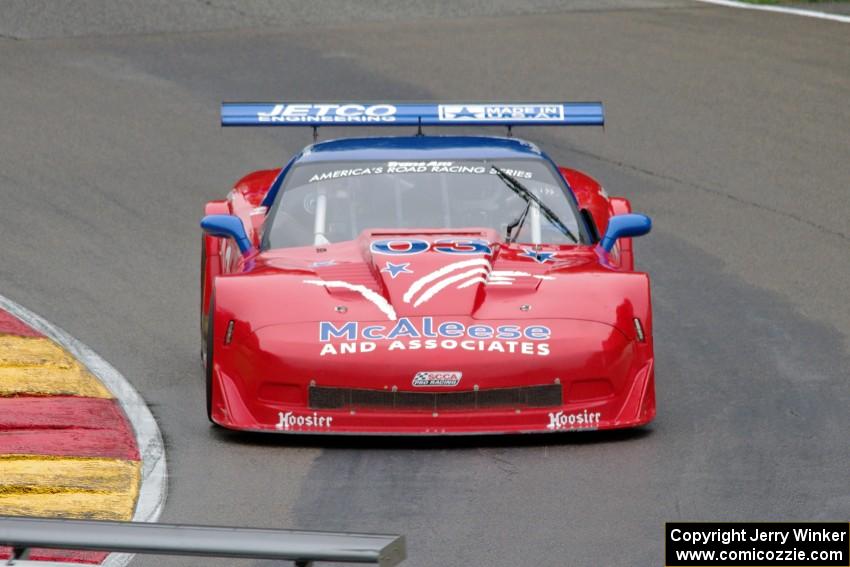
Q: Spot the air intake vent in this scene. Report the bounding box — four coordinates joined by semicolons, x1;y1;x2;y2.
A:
309;384;562;411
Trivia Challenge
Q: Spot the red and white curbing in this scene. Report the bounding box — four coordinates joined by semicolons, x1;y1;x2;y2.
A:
0;293;167;567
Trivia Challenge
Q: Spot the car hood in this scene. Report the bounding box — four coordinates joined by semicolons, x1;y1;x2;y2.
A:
216;229;650;340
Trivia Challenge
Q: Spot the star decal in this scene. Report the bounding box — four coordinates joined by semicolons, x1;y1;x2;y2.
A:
519;248;555;264
381;262;413;279
452;106;479;119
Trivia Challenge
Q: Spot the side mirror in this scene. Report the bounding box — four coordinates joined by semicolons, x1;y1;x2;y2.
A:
600;213;651;252
200;215;253;255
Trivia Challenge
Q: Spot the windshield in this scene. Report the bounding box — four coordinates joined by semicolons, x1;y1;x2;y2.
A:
263;158;585;249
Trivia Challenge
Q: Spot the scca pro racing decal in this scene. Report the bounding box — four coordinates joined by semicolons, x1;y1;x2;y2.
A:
257;104;397;123
276;411;334;431
412;371;462;387
317;317;550;357
546;410;601;431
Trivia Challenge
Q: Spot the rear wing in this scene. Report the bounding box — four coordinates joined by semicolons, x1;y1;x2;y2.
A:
221;102;604;128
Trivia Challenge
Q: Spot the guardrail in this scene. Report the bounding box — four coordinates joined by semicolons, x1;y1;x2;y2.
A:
0;516;406;567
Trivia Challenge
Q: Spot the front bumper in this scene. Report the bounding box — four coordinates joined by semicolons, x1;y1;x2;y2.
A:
209;358;655;435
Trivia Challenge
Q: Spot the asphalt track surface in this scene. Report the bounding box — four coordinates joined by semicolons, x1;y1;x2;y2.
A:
1;2;848;566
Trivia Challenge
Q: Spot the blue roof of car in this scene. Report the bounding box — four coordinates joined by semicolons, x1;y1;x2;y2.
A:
295;135;545;163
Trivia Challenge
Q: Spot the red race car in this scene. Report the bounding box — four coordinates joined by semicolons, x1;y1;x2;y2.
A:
201;102;654;434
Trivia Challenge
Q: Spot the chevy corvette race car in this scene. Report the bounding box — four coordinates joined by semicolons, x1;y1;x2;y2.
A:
201;102;655;434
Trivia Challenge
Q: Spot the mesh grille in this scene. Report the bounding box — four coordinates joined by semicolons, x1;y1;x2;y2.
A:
309;384;562;411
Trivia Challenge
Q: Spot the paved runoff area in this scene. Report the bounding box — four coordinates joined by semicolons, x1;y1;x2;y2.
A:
0;1;847;566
